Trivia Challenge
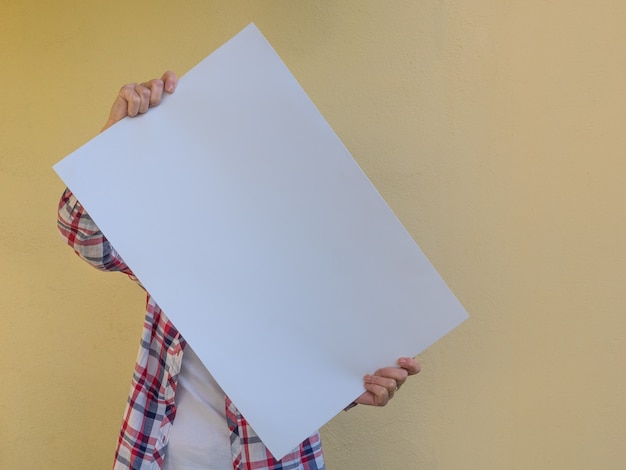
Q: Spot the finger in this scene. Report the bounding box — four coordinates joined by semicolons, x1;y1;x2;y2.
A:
398;357;421;376
355;388;390;407
102;84;140;131
363;382;391;406
354;390;389;406
373;367;409;389
354;390;377;407
366;374;398;400
161;70;178;93
141;79;164;108
133;83;152;114
116;83;142;117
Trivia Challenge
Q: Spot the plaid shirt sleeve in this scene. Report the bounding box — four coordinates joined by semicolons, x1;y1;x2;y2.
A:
57;188;136;280
58;188;325;470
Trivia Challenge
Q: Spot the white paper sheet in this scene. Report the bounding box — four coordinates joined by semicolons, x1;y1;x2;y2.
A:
54;23;468;460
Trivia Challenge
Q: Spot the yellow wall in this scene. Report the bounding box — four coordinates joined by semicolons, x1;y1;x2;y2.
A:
2;1;625;468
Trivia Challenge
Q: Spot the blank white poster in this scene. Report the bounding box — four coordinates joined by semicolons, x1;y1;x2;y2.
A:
54;23;468;460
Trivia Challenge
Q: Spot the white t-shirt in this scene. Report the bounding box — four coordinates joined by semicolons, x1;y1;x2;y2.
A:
162;343;232;469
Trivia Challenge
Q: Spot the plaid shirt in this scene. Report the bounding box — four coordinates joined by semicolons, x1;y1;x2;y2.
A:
57;188;325;470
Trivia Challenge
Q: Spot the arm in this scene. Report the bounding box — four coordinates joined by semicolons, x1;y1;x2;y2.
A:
57;187;135;277
57;70;178;277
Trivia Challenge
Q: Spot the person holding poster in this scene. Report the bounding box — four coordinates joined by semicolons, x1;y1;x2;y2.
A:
57;70;421;470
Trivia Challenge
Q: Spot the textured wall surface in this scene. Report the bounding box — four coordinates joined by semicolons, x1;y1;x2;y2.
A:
1;1;625;468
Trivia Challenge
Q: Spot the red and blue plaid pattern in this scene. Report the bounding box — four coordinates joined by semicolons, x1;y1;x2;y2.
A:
58;189;325;469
